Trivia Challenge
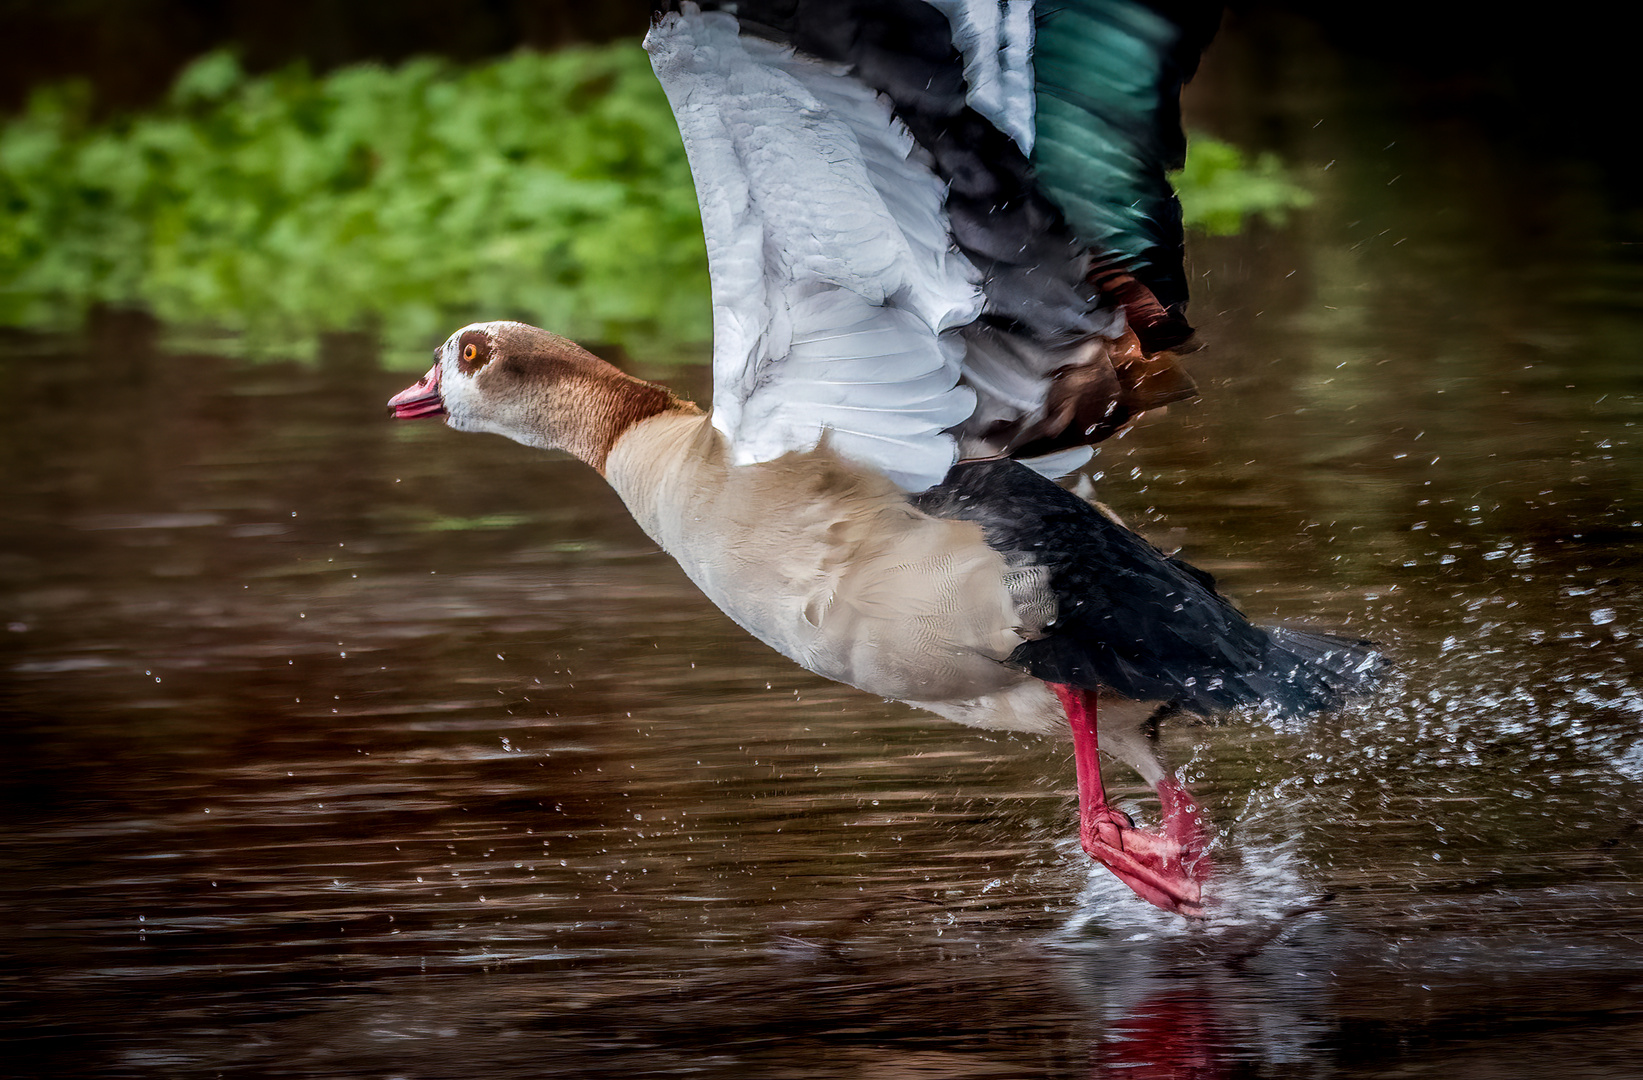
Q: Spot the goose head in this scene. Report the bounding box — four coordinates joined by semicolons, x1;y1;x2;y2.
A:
388;320;690;472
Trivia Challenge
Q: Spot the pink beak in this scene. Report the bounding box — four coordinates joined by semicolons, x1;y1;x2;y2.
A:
388;364;446;419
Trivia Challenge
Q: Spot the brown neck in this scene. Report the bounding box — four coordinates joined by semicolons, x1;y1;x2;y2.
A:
550;360;700;476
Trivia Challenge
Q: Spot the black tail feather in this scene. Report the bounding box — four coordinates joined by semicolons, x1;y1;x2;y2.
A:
1254;627;1390;718
916;459;1389;718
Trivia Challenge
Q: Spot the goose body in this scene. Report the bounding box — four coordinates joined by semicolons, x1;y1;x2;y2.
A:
390;1;1384;916
609;410;1052;724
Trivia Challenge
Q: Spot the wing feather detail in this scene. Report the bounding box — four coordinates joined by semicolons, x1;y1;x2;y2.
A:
1032;0;1220;318
923;0;1038;154
647;8;984;492
648;0;1216;486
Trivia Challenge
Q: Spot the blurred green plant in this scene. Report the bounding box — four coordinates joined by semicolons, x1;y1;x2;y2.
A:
0;46;710;366
0;46;1307;366
1174;135;1314;235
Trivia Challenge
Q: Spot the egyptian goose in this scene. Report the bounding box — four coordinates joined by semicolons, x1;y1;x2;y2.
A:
389;0;1382;917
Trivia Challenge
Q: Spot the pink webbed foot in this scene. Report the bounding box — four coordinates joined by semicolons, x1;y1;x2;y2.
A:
1081;779;1212;918
1052;683;1213;918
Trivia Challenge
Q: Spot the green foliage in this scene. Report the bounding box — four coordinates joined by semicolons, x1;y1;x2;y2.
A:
0;46;1308;366
0;46;711;365
1173;134;1314;236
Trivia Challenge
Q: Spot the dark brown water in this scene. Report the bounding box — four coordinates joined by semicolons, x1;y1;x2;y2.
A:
6;21;1643;1080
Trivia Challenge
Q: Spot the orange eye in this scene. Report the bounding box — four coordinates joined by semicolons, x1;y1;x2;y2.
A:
456;332;489;371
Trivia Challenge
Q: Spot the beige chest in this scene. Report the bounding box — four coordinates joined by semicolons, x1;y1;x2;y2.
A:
604;415;1031;703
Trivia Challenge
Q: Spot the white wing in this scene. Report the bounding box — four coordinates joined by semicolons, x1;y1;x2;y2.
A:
925;0;1038;155
646;8;985;492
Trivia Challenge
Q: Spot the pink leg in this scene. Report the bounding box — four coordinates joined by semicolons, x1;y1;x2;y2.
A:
1051;683;1210;917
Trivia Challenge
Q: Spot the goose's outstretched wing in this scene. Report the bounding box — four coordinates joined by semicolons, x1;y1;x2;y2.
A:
647;9;983;492
645;0;1218;492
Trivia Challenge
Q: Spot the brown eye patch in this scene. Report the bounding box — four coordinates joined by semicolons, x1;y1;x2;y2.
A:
457;331;491;373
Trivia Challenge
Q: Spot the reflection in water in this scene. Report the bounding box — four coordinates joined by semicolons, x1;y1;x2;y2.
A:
5;17;1643;1080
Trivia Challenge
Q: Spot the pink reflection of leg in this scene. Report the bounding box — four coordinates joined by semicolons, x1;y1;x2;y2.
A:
1099;989;1230;1079
1051;683;1209;917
